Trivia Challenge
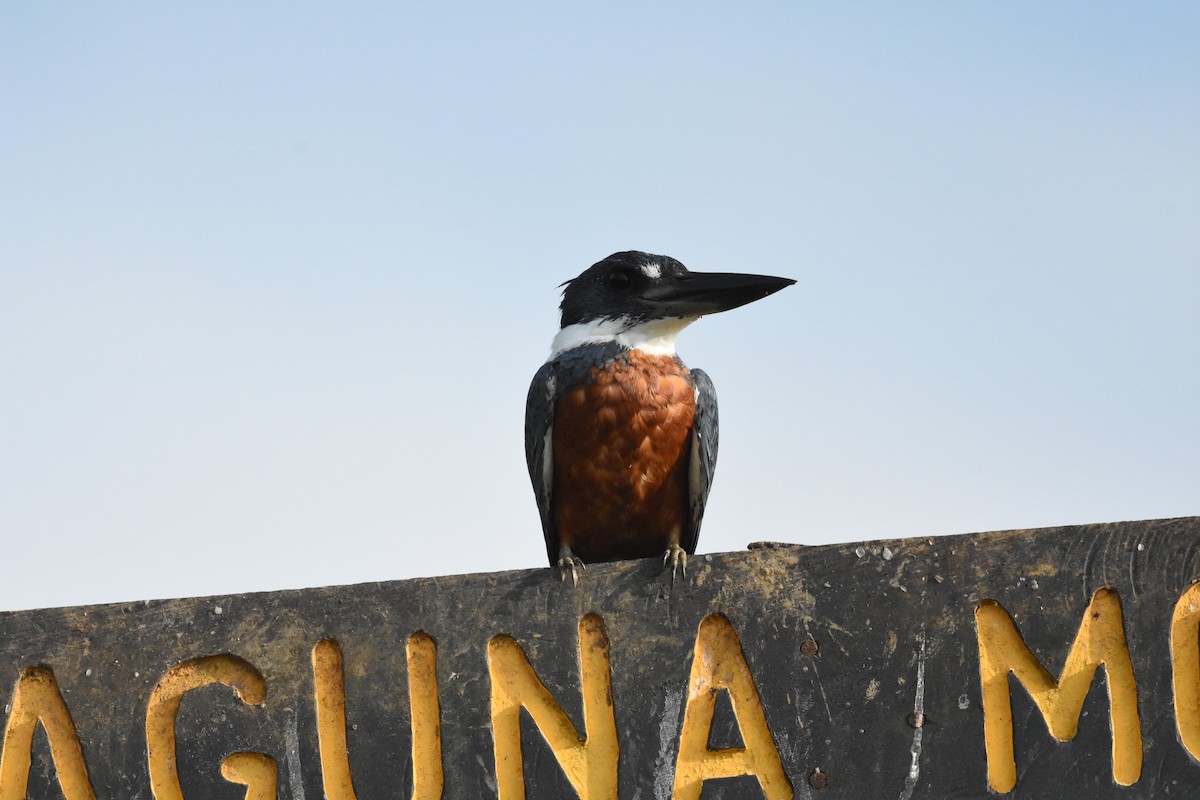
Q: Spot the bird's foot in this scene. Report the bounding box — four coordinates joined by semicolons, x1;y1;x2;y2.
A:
557;545;586;586
663;545;688;583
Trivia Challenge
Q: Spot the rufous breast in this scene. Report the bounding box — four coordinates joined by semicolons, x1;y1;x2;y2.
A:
553;349;696;562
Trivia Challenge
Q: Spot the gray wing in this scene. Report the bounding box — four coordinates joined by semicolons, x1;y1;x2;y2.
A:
524;361;558;565
683;368;719;554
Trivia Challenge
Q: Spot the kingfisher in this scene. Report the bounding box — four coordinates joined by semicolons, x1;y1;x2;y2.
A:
525;251;794;583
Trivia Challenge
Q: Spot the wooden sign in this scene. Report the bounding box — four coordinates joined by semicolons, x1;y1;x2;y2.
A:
2;516;1199;799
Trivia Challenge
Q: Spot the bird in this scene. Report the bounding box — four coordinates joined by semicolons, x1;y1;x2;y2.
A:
525;251;795;584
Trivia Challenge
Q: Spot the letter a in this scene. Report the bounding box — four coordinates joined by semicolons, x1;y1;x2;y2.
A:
0;665;97;800
672;614;792;800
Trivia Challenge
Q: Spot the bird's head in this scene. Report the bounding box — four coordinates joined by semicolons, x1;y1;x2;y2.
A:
551;251;794;356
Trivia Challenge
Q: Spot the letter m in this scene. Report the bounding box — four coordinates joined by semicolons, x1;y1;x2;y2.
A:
975;587;1141;793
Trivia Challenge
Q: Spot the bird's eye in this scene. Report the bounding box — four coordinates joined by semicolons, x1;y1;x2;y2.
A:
606;268;633;289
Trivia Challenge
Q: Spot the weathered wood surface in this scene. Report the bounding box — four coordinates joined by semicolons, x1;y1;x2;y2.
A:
2;516;1200;799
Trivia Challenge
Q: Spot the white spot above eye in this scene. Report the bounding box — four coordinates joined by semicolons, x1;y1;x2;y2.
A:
641;262;662;280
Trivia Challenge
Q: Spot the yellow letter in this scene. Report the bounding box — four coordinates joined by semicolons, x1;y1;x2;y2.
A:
975;588;1141;793
146;654;267;800
672;614;792;800
408;631;444;799
0;665;97;800
1172;581;1200;760
221;752;277;800
488;614;617;799
315;635;442;799
313;639;359;800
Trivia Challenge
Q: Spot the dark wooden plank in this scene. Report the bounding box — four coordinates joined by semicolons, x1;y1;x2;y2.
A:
1;516;1199;799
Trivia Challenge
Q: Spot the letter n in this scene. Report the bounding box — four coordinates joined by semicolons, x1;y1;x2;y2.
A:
488;614;617;800
975;588;1141;793
0;665;97;800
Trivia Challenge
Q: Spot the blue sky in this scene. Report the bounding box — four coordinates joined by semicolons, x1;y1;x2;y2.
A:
2;3;1197;611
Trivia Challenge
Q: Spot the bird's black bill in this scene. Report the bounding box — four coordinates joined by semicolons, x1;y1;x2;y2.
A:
640;270;796;317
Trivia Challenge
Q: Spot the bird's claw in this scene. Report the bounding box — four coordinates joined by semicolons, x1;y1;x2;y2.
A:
557;552;586;586
663;545;688;583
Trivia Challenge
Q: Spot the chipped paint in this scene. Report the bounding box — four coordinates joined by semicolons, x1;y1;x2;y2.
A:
897;627;927;800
